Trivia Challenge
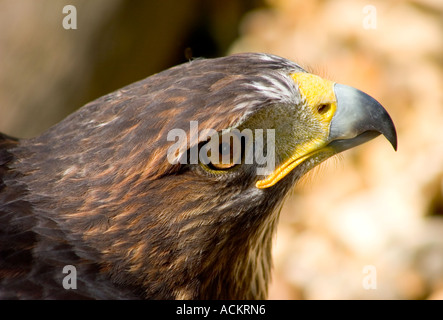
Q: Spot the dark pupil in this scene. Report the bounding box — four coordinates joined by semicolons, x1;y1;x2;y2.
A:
220;142;230;155
318;104;329;114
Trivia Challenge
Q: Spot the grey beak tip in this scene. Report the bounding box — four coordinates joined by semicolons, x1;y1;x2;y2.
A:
331;83;398;153
389;129;398;151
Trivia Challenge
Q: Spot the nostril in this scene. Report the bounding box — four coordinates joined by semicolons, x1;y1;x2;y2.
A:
317;104;330;115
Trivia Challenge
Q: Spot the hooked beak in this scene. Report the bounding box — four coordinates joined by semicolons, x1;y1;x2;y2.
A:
328;83;397;152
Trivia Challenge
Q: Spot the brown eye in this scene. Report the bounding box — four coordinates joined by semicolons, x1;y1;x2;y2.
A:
205;133;243;170
317;103;331;115
210;142;235;169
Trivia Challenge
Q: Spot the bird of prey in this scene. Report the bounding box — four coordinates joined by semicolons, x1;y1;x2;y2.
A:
0;53;396;299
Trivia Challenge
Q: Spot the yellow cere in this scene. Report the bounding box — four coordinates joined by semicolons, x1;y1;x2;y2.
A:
255;73;337;189
291;72;336;124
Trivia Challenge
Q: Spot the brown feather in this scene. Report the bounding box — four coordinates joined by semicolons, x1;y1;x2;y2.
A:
1;53;311;299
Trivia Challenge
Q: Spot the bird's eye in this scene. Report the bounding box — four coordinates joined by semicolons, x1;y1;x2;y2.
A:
210;142;236;170
317;103;331;115
201;132;243;171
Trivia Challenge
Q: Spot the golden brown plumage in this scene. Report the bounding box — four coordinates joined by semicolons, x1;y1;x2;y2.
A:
0;53;396;299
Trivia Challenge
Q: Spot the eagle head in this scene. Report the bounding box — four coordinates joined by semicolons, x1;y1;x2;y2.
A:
0;53;396;299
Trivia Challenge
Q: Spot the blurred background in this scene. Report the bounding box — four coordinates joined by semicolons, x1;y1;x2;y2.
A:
0;0;442;299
